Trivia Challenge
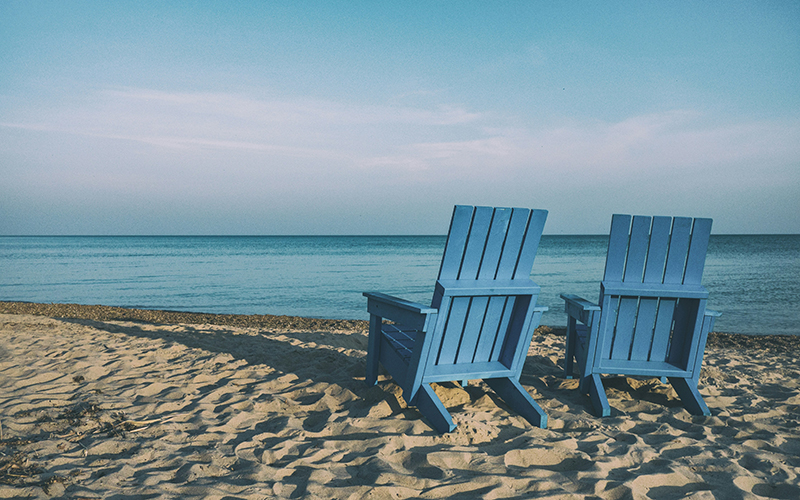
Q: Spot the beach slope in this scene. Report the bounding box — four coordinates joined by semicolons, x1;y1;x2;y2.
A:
1;306;798;499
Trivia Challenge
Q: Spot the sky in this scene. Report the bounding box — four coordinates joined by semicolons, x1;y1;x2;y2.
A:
1;1;798;235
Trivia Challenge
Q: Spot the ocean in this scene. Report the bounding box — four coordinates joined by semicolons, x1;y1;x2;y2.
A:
0;235;797;335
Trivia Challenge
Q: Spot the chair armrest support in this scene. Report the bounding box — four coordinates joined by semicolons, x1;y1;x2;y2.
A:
560;293;599;325
363;292;438;332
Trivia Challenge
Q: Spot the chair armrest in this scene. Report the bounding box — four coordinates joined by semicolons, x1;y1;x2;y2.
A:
363;292;438;331
363;292;435;314
560;293;599;325
704;309;721;317
560;293;600;310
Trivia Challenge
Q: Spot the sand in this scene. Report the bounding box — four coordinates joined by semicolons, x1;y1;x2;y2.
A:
0;303;798;499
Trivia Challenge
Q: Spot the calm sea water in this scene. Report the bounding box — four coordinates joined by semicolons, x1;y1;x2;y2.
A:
0;235;797;335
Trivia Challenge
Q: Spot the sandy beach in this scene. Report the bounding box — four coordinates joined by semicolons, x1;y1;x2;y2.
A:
1;302;798;499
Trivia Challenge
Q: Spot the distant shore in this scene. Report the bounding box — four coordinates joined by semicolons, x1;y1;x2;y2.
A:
1;300;797;352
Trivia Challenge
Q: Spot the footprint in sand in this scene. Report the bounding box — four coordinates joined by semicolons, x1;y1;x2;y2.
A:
504;446;593;472
734;476;800;500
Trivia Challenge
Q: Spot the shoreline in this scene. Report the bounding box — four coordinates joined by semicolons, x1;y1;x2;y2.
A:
0;300;367;333
1;300;798;352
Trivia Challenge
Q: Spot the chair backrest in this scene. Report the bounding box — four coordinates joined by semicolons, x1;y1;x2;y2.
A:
597;215;712;370
436;205;547;284
424;206;547;376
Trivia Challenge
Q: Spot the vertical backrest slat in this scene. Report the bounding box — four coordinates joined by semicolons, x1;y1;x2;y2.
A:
496;209;531;278
512;209;547;279
684;218;712;285
436;297;471;365
490;296;516;362
458;207;494;280
649;298;676;361
455;296;490;364
623;216;652;283
643;216;672;283
597;295;619;361
663;217;692;284
438;206;475;280
630;298;658;361
473;297;508;363
478;208;513;279
610;297;638;360
603;215;631;281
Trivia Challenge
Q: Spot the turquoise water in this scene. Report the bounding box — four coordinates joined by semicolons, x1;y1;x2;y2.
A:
1;235;797;335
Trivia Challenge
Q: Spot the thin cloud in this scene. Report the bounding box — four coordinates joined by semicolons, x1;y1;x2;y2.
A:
100;88;482;126
3;90;797;190
358;110;800;186
2;88;482;160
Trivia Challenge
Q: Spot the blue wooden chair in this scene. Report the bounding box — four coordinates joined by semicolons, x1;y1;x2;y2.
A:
364;205;549;433
561;214;721;417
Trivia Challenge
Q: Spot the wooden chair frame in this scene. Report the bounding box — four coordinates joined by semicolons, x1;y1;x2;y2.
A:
562;214;720;417
364;205;549;432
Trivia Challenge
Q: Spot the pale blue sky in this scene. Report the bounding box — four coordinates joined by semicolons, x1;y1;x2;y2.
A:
1;1;798;234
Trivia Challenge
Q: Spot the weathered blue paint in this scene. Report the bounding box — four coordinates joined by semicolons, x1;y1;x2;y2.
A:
364;205;549;433
561;214;720;418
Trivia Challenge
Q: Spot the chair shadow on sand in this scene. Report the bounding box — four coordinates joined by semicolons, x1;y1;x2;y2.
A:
55;316;405;424
55;317;559;439
55;316;686;432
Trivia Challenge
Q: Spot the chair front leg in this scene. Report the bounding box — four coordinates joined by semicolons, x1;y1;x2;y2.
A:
587;374;611;417
565;316;577;379
669;376;711;416
486;377;548;429
413;384;456;433
365;314;382;386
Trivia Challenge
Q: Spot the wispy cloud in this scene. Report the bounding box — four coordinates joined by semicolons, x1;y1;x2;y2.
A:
102;88;482;126
2;88;483;161
360;110;800;184
3;88;798;192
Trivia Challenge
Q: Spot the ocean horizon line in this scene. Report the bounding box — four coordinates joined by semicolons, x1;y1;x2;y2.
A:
2;233;799;238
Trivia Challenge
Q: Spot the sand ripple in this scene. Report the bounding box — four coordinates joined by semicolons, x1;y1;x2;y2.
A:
1;313;798;499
